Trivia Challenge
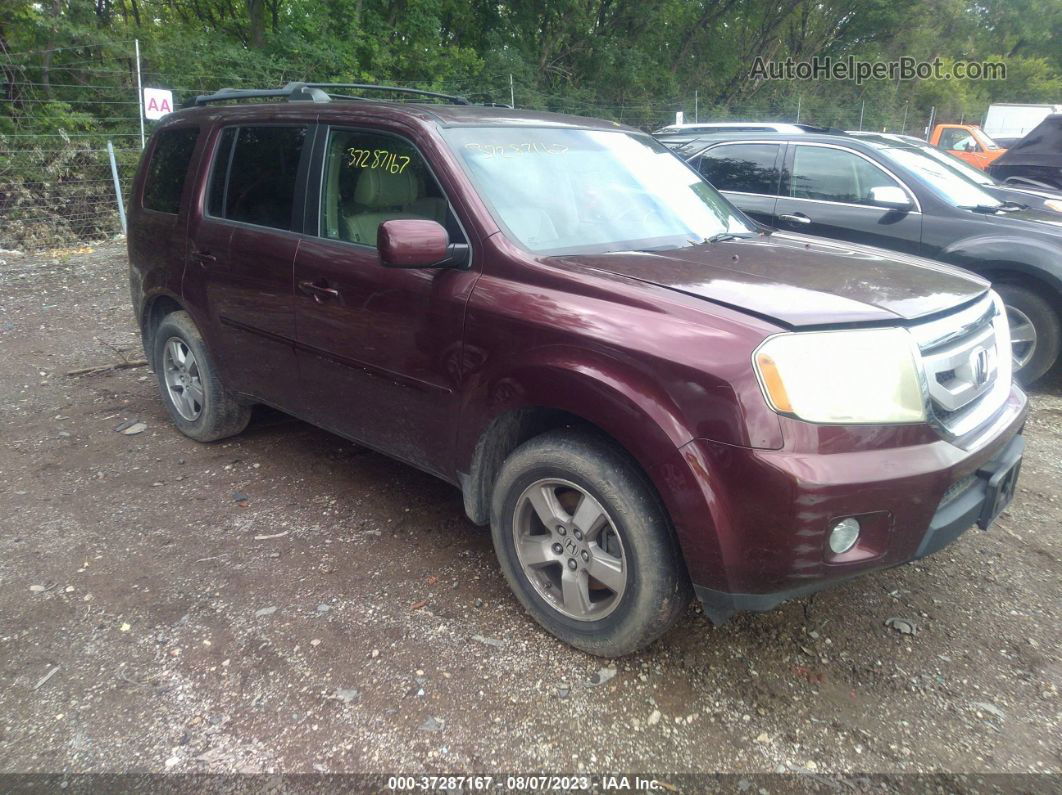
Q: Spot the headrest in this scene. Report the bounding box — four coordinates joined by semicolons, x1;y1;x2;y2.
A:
354;168;418;208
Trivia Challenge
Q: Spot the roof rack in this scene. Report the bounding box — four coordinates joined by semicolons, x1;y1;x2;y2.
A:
191;81;471;108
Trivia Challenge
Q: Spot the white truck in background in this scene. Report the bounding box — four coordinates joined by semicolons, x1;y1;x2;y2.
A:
983;103;1062;147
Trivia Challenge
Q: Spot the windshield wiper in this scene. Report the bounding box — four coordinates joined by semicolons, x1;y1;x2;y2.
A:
705;232;757;243
962;203;1006;214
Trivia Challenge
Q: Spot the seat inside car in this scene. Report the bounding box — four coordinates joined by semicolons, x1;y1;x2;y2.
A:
344;168;423;244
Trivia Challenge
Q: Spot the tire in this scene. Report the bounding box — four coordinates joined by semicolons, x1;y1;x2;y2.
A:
995;283;1061;386
152;310;251;442
490;429;691;657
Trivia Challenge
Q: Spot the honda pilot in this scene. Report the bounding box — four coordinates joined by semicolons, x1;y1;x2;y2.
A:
127;83;1027;656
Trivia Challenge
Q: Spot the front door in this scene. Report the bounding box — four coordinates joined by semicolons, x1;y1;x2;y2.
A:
293;126;478;477
185;124;310;405
773;143;923;255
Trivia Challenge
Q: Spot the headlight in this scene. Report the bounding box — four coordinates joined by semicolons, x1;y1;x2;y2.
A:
1044;199;1062;214
754;327;925;424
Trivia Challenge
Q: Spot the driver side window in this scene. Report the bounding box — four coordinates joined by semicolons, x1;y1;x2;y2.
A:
939;129;978;152
790;145;900;205
320;129;464;247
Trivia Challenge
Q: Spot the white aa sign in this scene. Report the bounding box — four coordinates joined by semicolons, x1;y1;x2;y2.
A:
143;88;174;120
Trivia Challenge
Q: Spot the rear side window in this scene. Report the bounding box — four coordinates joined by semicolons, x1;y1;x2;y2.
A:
143;128;199;213
698;144;780;194
207;125;307;230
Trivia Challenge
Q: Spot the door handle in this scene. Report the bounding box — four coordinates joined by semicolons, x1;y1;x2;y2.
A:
191;250;217;264
298;279;340;302
779;213;811;225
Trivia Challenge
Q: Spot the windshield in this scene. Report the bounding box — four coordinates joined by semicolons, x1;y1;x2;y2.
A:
882;146;1002;209
914;145;995;185
977;129;1001;150
441;127;753;255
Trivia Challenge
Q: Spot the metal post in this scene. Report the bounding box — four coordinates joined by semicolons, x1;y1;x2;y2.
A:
135;38;145;149
796;95;801;123
901;101;909;134
509;74;515;108
107;140;127;235
694;90;698;123
858;99;865;131
927;105;935;139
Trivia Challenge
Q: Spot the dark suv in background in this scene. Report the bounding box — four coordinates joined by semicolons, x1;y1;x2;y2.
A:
679;131;1062;384
128;83;1027;656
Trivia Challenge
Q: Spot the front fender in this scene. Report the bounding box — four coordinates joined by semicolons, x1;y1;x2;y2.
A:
455;348;735;588
941;235;1062;297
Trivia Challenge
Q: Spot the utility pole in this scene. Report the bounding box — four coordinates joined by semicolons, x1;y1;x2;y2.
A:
694;90;698;123
901;101;909;134
509;74;515;108
796;95;801;123
858;99;865;131
135;38;145;149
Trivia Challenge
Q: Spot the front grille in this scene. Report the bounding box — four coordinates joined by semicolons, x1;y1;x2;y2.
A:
908;293;1010;438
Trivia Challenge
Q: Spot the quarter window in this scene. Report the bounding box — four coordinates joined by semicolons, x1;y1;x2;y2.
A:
320;129;463;247
698;144;780;195
143;128;199;214
789;146;901;205
207;126;307;230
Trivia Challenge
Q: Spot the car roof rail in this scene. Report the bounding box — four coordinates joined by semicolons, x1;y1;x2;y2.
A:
302;83;471;105
191;83;331;107
190;82;471;108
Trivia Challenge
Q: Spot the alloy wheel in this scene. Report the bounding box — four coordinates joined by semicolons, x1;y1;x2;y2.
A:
162;336;205;421
512;478;628;621
1006;305;1037;371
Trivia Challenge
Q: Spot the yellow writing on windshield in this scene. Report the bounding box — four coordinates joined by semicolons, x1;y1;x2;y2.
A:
464;142;569;158
347;148;412;174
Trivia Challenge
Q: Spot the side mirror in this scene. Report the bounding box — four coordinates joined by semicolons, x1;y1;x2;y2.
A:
377;219;469;269
869;186;912;210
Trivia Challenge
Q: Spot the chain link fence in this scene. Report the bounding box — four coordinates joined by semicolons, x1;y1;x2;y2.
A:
1;42;143;251
2;41;933;253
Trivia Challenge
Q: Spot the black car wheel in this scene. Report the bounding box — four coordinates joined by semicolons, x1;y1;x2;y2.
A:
153;310;252;442
490;429;691;657
996;283;1060;386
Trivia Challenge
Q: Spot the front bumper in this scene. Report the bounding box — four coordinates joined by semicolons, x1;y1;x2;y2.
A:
683;387;1028;624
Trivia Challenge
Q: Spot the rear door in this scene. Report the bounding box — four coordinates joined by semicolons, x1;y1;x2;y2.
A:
292;124;478;477
774;143;923;254
691;141;783;225
184;123;312;407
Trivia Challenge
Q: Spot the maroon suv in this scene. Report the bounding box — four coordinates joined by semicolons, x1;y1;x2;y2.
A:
127;83;1027;656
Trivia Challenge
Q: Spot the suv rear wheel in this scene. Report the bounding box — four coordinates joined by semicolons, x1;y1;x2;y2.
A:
996;283;1060;385
153;310;251;442
490;429;690;656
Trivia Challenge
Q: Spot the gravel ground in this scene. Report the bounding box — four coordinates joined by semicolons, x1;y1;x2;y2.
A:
0;241;1059;779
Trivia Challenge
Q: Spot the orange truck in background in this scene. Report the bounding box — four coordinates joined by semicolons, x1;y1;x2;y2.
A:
928;124;1006;170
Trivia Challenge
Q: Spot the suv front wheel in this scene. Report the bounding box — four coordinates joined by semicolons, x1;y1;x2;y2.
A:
490;429;691;656
153;310;252;442
996;283;1060;385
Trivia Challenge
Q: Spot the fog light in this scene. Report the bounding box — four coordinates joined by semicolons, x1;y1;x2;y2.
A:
828;518;861;554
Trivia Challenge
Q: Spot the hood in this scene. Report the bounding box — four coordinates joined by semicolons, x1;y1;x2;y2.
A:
989;184;1062;211
982;205;1062;230
547;232;988;327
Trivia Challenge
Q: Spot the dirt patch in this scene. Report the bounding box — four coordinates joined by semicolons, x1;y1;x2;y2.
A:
0;242;1059;775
